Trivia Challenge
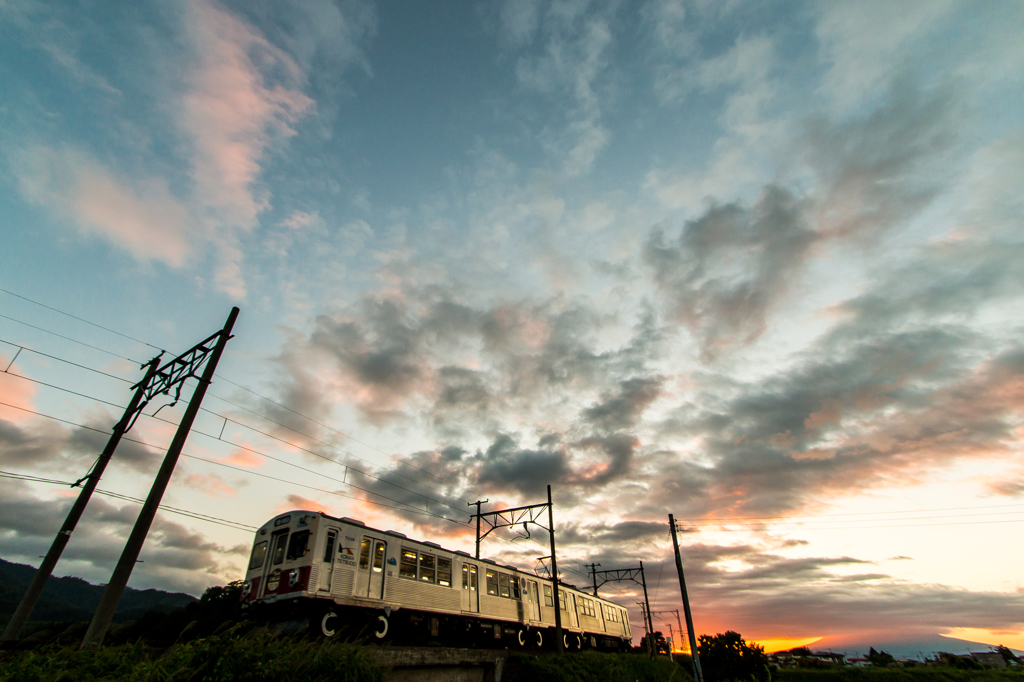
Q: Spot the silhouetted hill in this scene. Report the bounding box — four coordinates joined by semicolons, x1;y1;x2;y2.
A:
0;557;196;625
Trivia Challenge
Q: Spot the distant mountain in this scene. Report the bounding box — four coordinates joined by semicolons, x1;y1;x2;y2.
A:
0;557;196;625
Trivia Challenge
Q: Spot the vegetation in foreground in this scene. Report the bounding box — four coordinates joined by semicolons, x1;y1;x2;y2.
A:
0;629;384;682
505;650;692;682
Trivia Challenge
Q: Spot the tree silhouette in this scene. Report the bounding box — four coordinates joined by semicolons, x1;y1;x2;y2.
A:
697;631;769;682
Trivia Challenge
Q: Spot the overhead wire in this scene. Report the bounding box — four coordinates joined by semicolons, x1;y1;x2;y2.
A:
0;304;481;506
0;312;142;364
7;367;1024;536
218;376;479;497
0;338;134;384
0;287;165;353
0;399;466;525
0;469;255;531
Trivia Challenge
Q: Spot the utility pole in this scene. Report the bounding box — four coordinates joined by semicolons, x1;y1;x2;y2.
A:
585;562;601;596
1;355;162;643
639;560;655;658
81;307;238;648
547;485;563;654
670;514;703;682
468;499;487;559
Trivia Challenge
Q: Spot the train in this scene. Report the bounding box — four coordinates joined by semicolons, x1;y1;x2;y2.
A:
241;509;633;650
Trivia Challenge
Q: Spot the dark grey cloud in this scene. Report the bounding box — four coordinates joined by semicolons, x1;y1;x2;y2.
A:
0;415;158;475
646;186;816;360
581;377;662;432
473;433;571;497
645;82;962;361
0;478;240;594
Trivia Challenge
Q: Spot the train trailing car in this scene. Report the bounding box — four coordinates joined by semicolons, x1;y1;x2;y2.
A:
241;510;633;650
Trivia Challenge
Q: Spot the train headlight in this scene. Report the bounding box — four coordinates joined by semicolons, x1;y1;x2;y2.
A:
241;581;251;598
288;570;299;588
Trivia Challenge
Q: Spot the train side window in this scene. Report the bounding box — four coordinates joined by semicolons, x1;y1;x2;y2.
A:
419;553;436;583
437;557;452;587
358;538;371;569
322;533;336;563
498;573;510;598
462;565;469;588
285;530;310;561
248;541;268;570
558;589;566;610
372;541;386;572
543;584;553;607
486;570;497;596
511;576;522;600
400;549;418;579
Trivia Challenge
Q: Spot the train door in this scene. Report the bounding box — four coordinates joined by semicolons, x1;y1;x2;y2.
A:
561;590;579;629
356;536;387;599
318;529;338;591
461;562;478;613
527;579;541;621
259;529;289;597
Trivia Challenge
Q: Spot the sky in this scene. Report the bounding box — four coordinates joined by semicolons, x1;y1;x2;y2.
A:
1;0;1023;658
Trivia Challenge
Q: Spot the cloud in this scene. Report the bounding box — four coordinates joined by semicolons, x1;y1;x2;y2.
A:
805;80;960;241
0;478;241;594
11;145;193;266
646;185;816;360
504;0;615;177
814;0;955;111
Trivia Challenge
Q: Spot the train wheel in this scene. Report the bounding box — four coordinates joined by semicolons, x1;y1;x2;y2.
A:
374;615;389;639
575;634;583;650
536;630;543;648
517;629;526;647
321;611;337;638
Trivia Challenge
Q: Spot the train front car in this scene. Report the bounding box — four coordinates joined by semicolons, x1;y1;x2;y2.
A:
241;510;633;651
242;511;321;608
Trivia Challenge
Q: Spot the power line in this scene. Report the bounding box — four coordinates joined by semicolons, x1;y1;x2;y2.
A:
0;338;134;384
184;400;471;515
0;470;255;531
674;502;1024;523
0;313;141;363
0;399;465;525
0;347;473;519
1;306;480;503
1;363;126;411
218;376;479;496
0;287;165;353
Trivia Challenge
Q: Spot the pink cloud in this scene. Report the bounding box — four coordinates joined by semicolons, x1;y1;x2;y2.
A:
13;146;192;266
183;472;237;498
180;0;315;297
0;356;37;424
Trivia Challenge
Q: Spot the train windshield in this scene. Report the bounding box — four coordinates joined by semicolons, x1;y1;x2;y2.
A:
248;541;268;570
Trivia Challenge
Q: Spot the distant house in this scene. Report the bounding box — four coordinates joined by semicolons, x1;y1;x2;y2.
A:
970;652;1007;668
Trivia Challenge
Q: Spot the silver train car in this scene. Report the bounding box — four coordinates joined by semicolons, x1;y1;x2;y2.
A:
241;510;633;650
